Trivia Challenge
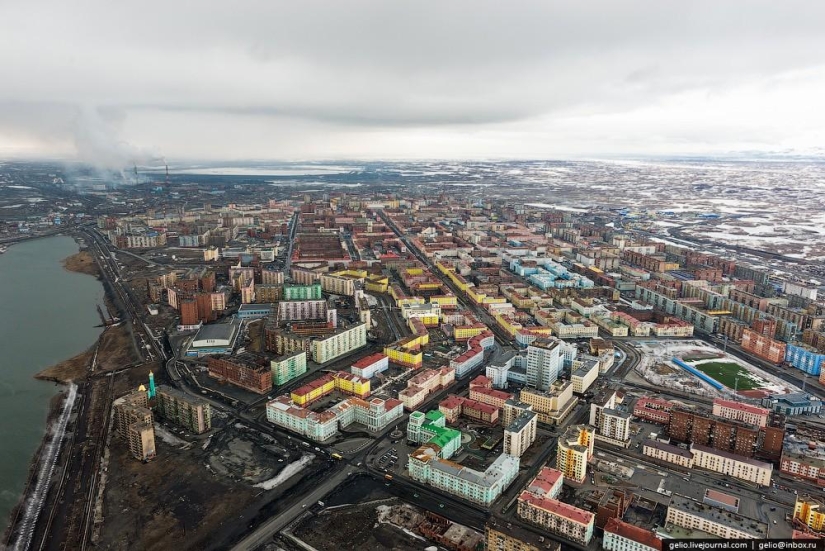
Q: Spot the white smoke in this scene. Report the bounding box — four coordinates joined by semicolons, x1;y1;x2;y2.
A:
72;105;164;170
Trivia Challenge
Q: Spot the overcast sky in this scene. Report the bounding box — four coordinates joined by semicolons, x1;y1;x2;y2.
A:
1;1;824;165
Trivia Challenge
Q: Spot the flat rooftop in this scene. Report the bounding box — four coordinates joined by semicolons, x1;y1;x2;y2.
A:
668;493;768;538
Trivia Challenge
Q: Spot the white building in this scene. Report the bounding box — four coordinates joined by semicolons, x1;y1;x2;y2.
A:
603;518;662;551
665;493;768;539
504;411;538;457
690;444;773;487
526;339;560;391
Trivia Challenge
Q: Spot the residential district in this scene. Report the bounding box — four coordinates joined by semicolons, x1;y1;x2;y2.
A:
4;165;825;551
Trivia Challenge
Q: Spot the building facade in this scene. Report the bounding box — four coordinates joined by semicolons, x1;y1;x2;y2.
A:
155;385;212;434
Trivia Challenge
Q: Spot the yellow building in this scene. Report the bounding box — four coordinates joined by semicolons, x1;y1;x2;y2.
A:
291;376;335;406
485;524;559;551
333;371;371;398
557;425;594;483
520;382;578;426
430;295;457;308
794;496;825;533
384;344;423;369
454;325;487;341
364;274;389;293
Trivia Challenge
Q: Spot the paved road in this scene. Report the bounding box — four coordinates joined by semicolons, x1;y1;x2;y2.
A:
230;465;350;551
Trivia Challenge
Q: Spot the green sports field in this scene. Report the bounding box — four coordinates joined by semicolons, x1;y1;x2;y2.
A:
688;360;765;390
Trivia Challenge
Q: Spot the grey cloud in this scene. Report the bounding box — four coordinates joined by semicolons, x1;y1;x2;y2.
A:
1;0;824;161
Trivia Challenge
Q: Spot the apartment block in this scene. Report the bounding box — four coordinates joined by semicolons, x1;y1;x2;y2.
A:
155;385;212;434
270;351;308;386
642;440;694;469
741;328;786;364
712;398;769;428
207;355;272;394
794;496;825;534
519;381;578;426
633;396;674;424
603;518;662;551
504;411;538;457
408;447;519;506
266;394;403;442
557;425;594;483
351;353;389;379
665;494;768;539
690;444;773;486
127;421;156;461
516;492;594;546
526;339;561;391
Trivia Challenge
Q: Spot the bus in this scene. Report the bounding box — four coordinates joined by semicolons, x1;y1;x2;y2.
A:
384;474;393;481
331;453;343;460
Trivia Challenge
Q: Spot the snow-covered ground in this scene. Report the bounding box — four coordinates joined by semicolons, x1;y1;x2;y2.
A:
633;340;798;398
253;453;314;490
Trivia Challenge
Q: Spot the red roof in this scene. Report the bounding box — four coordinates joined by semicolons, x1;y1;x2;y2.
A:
604;518;661;550
292;374;334;397
528;467;563;497
518;492;593;525
713;398;769;416
352;353;388;369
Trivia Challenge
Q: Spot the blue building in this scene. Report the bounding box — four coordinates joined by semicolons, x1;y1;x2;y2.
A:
237;304;273;320
760;392;822;416
785;344;825;376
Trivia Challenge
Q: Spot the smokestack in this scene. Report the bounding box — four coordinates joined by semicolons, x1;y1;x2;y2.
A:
165;164;169;185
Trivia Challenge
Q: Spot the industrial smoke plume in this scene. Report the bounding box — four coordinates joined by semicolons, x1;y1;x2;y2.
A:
72;105;164;171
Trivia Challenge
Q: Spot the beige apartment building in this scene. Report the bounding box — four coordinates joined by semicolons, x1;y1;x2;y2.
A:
665;494;768;539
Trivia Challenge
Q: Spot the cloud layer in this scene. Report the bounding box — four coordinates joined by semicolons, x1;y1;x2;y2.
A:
1;1;824;162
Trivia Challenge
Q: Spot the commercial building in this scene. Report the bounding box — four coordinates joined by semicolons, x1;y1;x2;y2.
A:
186;321;241;356
270;351;307;386
266;394;403;442
690;444;773;486
603;518;662;551
407;410;462;460
503;411;538;457
351;353;389;379
642;440;694;469
237;303;273;320
664;493;768;539
793;496;825;534
208;355;272;394
557;425;594;483
516;492;594;546
526;339;560;391
408;446;519;506
155;385;212;434
519;381;578;426
712;398;770;428
761;392;823;416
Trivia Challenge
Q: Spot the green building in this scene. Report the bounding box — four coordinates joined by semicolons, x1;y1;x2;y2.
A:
271;350;308;386
283;283;323;301
407;410;462;459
